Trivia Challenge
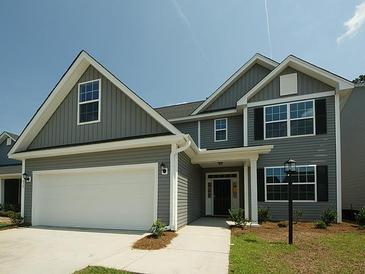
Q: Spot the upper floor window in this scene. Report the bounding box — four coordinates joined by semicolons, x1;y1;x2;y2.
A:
78;79;101;125
214;118;227;142
264;100;314;139
265;165;316;202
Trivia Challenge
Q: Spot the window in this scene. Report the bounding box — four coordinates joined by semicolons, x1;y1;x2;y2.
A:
264;100;315;139
78;79;101;124
265;165;316;202
214;118;227;142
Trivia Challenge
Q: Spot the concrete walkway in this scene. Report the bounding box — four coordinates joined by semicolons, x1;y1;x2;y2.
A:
98;217;231;274
0;217;230;274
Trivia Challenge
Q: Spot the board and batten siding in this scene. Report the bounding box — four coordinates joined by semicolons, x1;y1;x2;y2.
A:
24;146;171;224
28;65;169;150
175;121;199;146
200;115;243;150
0;141;21;167
341;85;365;210
248;96;337;220
204;64;271;112
249;67;334;103
177;152;202;228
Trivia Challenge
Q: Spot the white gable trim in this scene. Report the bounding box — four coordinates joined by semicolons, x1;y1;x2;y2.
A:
9;51;181;155
0;132;17;144
191;54;278;115
237;55;354;106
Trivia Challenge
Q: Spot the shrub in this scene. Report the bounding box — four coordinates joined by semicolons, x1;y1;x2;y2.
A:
314;220;327;229
258;207;270;223
8;211;23;226
151;219;166;238
294;209;303;224
2;204;20;212
228;208;247;227
277;222;287;228
320;208;337;226
355;207;365;228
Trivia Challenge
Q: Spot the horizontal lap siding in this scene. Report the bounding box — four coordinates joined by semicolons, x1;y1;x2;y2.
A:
24;146;171;224
0;165;21;175
28;65;168;150
249;96;336;220
204;64;271;112
200;115;243;150
249;67;334;102
175;121;199;145
341;86;365;210
177;152;202;228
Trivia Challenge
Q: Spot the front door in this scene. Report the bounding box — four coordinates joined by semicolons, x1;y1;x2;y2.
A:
4;179;21;206
213;179;231;215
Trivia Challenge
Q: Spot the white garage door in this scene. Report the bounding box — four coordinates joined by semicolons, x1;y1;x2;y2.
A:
32;163;157;230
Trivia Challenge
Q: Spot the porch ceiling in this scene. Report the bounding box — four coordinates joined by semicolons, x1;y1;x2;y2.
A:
190;145;273;166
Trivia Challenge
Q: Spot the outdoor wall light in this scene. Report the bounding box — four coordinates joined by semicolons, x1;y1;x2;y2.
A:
22;172;32;183
160;162;168;175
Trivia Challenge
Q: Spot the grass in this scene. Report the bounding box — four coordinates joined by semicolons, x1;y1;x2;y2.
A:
73;266;131;274
229;222;365;274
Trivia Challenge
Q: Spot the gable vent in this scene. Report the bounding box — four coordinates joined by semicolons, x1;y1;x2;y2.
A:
280;73;298;96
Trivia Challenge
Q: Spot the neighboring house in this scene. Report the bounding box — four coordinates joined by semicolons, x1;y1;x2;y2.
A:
0;131;22;210
341;84;365;216
8;51;354;231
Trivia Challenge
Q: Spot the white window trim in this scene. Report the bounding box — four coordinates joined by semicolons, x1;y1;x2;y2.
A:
77;79;101;125
263;99;316;140
264;165;317;203
214;118;228;142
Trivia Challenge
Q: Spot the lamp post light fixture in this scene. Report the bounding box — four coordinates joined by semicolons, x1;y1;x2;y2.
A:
284;158;296;245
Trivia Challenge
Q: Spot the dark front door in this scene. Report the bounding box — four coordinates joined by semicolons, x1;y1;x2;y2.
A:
213;179;231;215
4;179;21;206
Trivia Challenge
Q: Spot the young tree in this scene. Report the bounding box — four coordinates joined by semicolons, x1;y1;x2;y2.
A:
353;75;365;84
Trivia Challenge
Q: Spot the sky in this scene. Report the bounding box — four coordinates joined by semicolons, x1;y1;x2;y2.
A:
0;0;364;134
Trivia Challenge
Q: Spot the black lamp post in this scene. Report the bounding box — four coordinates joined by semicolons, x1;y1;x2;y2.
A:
284;158;296;245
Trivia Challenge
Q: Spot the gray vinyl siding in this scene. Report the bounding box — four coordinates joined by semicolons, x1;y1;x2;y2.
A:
341;86;365;210
0;165;21;175
0;141;20;166
175;121;199;145
201;167;244;215
177;152;202;228
24;146;171;224
248;96;337;220
249;67;334;103
200;115;243;150
28;65;169;150
204;64;271;112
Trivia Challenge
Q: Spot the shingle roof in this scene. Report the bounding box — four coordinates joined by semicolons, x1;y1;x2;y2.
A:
155;100;204;120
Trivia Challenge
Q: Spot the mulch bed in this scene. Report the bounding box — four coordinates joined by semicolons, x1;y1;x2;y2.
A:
231;221;364;242
133;231;177;250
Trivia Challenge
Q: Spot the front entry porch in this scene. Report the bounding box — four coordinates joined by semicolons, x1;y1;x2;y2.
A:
191;145;273;224
0;177;22;212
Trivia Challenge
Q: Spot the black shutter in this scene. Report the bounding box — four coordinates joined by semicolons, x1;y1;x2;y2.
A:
315;99;327;135
254;107;264;140
317;165;328;202
257;168;265;202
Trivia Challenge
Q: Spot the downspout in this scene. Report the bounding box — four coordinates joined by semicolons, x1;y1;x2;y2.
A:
169;136;191;231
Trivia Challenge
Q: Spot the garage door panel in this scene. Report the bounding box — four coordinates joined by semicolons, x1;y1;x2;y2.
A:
32;164;157;230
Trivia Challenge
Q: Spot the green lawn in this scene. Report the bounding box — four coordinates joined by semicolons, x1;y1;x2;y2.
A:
74;266;131;274
229;223;365;274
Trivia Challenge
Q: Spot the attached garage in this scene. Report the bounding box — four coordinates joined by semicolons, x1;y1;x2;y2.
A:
31;163;158;230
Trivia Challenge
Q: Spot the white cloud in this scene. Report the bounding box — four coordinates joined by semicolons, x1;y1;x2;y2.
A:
337;2;365;44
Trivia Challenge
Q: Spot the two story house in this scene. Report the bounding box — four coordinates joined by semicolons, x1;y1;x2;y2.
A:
8;51;353;230
0;131;22;209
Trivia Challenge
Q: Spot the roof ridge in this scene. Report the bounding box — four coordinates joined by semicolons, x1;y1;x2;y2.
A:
155;100;204;109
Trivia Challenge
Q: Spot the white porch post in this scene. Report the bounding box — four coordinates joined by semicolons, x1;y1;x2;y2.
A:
250;157;258;224
0;179;3;204
21;160;25;218
244;164;249;219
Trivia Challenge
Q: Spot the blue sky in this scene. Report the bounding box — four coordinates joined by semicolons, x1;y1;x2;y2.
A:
1;0;364;134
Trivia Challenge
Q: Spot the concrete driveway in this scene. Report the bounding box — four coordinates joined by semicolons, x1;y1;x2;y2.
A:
0;218;230;274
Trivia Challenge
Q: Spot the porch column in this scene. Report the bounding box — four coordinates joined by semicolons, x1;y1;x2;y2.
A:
21;160;25;218
250;156;258;224
0;179;3;204
244;164;249;220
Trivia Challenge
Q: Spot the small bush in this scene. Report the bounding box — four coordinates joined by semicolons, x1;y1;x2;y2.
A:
2;204;20;212
151;219;166;238
258;207;270;223
8;211;23;226
355;207;365;228
229;208;247;227
314;220;327;229
0;210;16;218
320;208;337;226
277;222;287;228
294;209;303;224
